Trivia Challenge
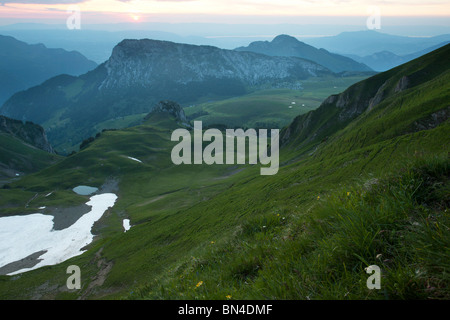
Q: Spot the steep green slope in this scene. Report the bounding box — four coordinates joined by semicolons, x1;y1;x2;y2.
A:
130;45;449;300
0;45;448;300
280;43;450;156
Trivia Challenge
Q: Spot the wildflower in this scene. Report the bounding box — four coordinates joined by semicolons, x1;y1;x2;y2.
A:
347;192;350;196
226;295;232;299
195;281;203;288
317;195;320;200
210;241;215;244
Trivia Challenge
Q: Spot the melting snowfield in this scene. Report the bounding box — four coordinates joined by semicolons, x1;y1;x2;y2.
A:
0;193;117;275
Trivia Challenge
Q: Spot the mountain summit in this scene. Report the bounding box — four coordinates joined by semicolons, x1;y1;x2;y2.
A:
235;34;372;73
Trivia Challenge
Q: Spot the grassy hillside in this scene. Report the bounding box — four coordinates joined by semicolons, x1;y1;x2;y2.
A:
129;45;449;300
0;45;448;300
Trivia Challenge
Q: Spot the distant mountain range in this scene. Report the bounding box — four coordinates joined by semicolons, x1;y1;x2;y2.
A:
343;41;450;71
0;35;97;105
304;30;450;57
0;38;333;153
235;34;372;73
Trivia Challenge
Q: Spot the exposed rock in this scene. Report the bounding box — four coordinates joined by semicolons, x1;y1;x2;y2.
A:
99;39;331;90
367;80;389;112
0;115;54;153
395;75;410;93
145;100;188;124
413;106;450;132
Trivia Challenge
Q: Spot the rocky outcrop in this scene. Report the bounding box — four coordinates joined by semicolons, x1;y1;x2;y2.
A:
0;115;54;153
413;106;450;132
394;75;410;93
145;100;188;124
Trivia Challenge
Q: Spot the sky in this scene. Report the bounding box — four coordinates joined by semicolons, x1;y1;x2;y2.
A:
1;0;449;26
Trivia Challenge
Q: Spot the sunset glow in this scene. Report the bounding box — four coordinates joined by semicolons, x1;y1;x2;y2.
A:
0;0;449;25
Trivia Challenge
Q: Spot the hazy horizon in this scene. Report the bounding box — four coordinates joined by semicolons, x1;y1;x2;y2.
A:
1;1;449;64
0;0;449;37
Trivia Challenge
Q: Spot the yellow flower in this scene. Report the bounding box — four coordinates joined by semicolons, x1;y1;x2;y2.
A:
210;241;215;244
195;281;203;288
226;295;232;299
317;195;320;200
347;192;351;196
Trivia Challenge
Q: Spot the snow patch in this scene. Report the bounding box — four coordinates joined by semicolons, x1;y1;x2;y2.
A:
127;156;143;163
0;193;117;275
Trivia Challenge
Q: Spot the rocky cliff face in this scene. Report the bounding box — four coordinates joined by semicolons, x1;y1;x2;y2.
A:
0;116;54;153
99;39;331;90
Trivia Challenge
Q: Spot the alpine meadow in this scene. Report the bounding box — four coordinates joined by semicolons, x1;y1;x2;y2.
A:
0;0;449;304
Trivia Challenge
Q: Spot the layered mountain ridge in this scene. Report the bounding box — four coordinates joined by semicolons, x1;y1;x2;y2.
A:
0;35;97;105
0;38;333;153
